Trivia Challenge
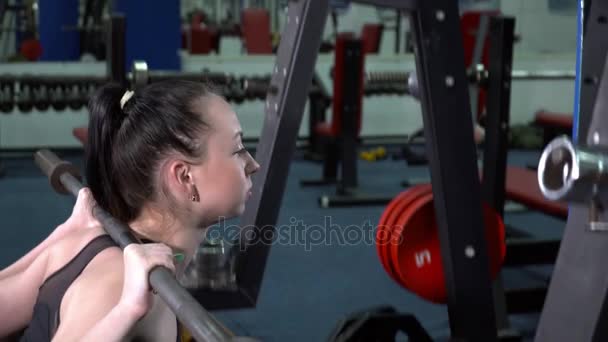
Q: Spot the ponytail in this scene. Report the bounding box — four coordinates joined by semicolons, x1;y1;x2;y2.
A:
85;83;131;221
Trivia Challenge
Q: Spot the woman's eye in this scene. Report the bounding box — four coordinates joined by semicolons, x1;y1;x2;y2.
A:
235;147;247;155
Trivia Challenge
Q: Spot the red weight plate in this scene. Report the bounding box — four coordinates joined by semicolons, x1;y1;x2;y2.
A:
375;189;411;281
382;184;432;284
390;192;436;297
390;193;507;303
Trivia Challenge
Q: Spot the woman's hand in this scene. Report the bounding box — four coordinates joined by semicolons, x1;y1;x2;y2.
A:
118;243;176;319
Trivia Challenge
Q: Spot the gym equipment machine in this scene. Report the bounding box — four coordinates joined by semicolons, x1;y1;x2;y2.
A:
533;0;608;340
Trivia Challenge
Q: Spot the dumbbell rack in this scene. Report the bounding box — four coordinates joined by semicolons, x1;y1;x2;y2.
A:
0;71;327;115
0;75;107;113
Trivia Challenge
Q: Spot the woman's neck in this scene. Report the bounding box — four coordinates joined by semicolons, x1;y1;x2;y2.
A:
128;207;207;275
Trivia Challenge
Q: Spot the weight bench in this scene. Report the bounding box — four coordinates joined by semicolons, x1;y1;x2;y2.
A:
534;110;573;145
505;165;568;219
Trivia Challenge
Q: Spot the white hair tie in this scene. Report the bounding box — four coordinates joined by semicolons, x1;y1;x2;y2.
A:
120;90;135;110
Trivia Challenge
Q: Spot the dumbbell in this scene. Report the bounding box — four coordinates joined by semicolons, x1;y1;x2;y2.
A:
241;78;254;101
379;81;391;95
78;82;91;109
49;83;67;111
363;72;385;96
16;79;33;113
222;84;234;100
202;70;231;86
66;82;83;110
363;81;375;96
230;83;245;104
243;76;268;100
32;81;50;111
360;147;387;161
0;78;14;113
240;77;255;101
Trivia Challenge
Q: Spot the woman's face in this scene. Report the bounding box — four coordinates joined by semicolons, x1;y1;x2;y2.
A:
190;96;259;222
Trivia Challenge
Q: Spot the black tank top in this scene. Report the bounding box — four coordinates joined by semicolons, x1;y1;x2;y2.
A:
19;235;182;342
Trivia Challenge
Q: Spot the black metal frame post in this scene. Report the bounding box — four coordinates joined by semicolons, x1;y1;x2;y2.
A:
408;1;498;340
337;38;363;194
306;73;331;161
535;0;608;340
306;94;327;159
481;16;516;338
481;15;563;326
577;0;606;141
482;17;514;219
190;0;330;309
106;14;126;85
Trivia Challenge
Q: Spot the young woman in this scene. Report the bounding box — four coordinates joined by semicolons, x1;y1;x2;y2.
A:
0;80;260;341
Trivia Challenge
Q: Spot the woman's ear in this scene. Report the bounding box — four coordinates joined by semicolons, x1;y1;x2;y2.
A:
160;158;194;197
170;160;193;186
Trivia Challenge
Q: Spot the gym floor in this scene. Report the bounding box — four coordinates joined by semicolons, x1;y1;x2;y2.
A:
0;147;564;341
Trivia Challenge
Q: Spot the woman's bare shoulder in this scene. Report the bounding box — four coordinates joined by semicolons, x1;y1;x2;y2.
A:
44;226;116;279
50;225;124;280
54;228;126;327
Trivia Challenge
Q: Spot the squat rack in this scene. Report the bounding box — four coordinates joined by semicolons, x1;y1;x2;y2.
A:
205;0;500;341
193;0;608;340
